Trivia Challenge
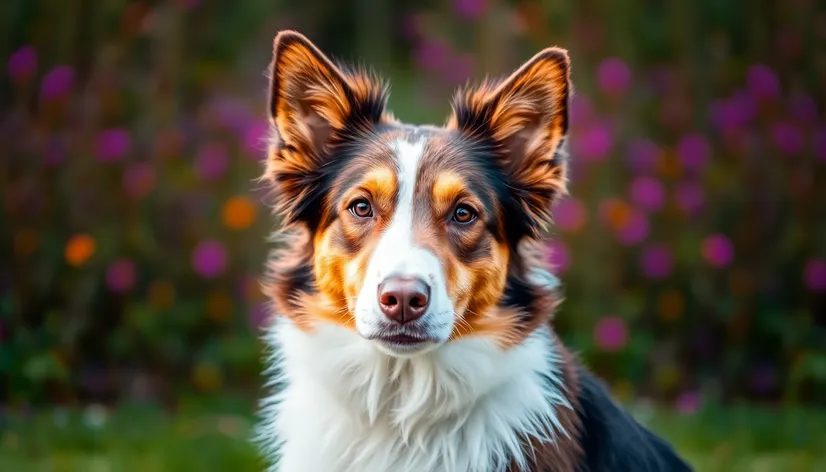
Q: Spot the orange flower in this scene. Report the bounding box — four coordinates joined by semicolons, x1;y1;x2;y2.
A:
206;291;232;323
658;289;684;322
221;196;257;230
599;198;631;230
148;281;176;310
65;234;96;267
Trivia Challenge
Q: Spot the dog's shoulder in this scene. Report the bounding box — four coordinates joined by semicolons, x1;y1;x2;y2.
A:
573;369;693;472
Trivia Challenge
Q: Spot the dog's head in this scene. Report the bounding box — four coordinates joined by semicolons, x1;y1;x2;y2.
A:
263;31;570;356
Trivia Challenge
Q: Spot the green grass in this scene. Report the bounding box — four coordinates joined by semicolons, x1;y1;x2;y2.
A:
2;400;825;471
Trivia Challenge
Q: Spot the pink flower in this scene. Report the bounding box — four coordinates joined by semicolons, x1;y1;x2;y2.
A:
639;243;673;279
106;259;137;293
746;64;780;101
769;121;803;155
674;391;701;414
243;120;269;159
8;45;37;82
616;208;649;246
453;0;488;20
40;65;75;101
95;128;131;162
629;177;665;212
573;122;613;162
701;234;734;268
597;58;632;97
594;316;628;352
553;198;587;233
676;134;710;172
192;240;228;278
804;258;826;292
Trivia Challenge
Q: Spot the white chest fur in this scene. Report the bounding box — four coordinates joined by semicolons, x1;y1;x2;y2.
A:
256;320;571;472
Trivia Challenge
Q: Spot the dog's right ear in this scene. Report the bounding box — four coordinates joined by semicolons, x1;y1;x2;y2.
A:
265;31;389;226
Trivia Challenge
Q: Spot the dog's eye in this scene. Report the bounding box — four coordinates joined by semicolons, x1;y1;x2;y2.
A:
452;204;477;224
349;199;373;218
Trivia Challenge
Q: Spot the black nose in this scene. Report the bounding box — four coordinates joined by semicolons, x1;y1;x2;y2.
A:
377;276;431;324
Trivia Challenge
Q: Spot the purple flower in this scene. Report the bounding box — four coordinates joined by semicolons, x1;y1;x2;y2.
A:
709;98;751;134
242;119;268;158
746;64;780;100
625;139;660;174
192;240;228;278
674;391;701;415
674;180;705;215
594;316;628;352
40;65;75;101
553;197;587;233
196;142;229;180
8;45;37;82
597;58;632;97
94;128;131;162
639;243;673;279
676;134;710;172
123;163;156;199
728;89;758;124
453;0;488;20
629;177;665;212
414;39;451;71
804;258;826;292
789;94;818;124
769;121;803;155
573;122;613;162
547;239;570;274
106;259;137;293
701;234;734;268
616;208;649;246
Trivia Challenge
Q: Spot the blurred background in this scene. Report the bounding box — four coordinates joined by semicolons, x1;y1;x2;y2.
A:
2;0;826;470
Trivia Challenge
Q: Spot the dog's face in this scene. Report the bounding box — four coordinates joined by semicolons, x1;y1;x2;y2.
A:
264;31;570;356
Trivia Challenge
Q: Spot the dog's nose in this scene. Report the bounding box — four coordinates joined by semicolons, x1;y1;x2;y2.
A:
377;276;431;324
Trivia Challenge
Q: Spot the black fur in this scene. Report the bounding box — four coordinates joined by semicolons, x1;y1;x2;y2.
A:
573;369;694;472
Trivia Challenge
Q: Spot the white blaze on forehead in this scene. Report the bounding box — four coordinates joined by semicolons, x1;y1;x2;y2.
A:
370;137;426;276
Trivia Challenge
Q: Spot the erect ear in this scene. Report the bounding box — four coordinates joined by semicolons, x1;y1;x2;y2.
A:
448;48;571;237
265;30;390;226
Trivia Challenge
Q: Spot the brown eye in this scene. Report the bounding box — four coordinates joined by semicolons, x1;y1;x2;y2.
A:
349;199;373;218
452;204;477;224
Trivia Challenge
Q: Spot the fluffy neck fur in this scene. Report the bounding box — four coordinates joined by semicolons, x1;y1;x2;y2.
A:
256;320;573;472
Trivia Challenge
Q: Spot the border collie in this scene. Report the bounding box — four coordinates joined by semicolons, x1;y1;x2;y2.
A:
256;30;693;472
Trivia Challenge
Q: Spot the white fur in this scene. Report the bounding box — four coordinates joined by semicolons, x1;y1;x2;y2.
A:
256;319;571;472
355;137;454;354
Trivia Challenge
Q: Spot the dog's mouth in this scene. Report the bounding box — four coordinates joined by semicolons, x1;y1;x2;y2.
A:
363;328;439;353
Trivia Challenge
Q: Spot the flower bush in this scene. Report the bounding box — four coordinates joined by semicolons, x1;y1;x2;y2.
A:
1;0;824;408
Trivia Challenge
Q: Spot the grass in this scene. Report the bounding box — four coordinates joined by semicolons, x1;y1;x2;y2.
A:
2;399;825;472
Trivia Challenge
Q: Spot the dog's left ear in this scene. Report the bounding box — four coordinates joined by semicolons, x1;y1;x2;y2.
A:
449;48;571;236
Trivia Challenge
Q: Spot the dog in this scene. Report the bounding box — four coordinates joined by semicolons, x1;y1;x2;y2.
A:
255;30;693;472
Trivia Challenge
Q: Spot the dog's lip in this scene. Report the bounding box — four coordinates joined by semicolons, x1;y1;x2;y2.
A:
365;332;436;345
